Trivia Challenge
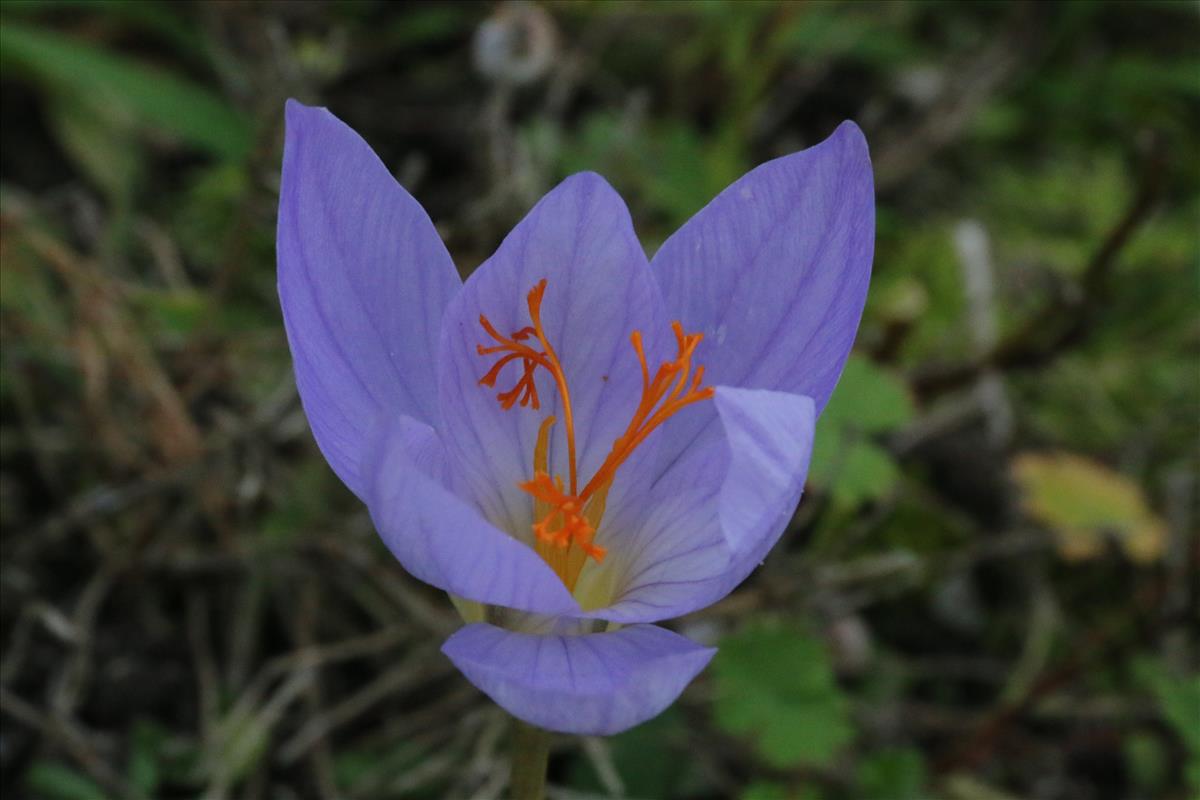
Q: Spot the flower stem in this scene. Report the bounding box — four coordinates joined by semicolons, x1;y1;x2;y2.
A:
510;718;551;800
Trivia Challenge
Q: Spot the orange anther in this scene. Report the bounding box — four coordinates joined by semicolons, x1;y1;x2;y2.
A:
477;280;712;591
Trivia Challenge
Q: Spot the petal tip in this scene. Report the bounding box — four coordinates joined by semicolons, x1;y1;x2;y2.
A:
685;643;719;669
284;97;320;127
562;169;609;185
283;99;348;143
833;118;866;142
830;119;872;168
556;170;623;201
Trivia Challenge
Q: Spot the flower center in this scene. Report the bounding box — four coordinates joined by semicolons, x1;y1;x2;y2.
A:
477;279;714;591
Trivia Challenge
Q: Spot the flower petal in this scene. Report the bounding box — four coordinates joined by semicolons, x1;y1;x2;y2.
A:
650;121;873;466
277;99;461;499
590;387;815;623
364;414;579;615
436;172;671;542
441;622;715;735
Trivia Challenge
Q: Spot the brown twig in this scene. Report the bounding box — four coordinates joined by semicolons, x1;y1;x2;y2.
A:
276;644;450;764
289;578;338;800
0;687;137;799
911;134;1168;398
936;576;1170;773
873;2;1042;192
22;226;204;466
48;566;115;719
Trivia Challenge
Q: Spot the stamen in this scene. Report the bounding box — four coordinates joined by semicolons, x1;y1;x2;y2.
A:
477;279;578;490
578;321;714;502
524;280;579;494
476;310;552;410
477;280;713;591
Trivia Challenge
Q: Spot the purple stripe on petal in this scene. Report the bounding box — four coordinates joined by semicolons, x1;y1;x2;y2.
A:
651;121;873;468
441;623;715;735
277;100;461;498
590;388;815;624
364;415;579;615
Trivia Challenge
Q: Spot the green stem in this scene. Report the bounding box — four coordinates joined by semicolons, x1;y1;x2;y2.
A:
510;718;551;800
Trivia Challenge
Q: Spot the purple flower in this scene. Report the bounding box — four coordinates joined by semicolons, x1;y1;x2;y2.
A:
277;99;873;735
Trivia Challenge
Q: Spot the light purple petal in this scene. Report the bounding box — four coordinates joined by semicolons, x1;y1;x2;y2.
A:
441;622;715;735
589;388;815;624
277;99;461;499
364;414;579;615
436;172;672;543
651;121;873;467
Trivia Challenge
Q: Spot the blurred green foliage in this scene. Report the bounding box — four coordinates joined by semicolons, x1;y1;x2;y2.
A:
713;621;853;769
1135;657;1200;793
1;1;1196;799
0;20;250;171
809;356;915;510
856;748;927;800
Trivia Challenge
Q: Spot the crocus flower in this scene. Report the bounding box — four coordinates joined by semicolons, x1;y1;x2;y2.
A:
277;99;873;735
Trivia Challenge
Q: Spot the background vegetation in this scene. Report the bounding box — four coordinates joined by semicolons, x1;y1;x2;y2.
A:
1;2;1196;799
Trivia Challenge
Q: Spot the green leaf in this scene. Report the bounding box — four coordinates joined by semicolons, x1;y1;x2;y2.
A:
1133;657;1200;794
809;357;911;508
741;783;827;800
857;748;927;800
0;22;251;160
742;783;787;800
24;762;107;800
1123;731;1169;795
834;442;900;508
1;0;210;61
810;437;900;509
821;356;915;434
1188;762;1200;798
1134;657;1200;756
45;90;141;199
713;620;853;768
127;719;166;795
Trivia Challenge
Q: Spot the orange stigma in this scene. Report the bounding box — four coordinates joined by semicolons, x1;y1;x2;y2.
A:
477;279;714;590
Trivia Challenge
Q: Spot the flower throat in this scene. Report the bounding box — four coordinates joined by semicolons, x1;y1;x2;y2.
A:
477;279;713;591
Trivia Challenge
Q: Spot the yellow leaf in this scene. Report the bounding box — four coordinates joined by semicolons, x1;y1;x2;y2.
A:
1012;452;1167;564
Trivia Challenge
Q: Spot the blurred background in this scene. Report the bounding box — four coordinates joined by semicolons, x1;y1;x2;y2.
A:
1;2;1197;799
